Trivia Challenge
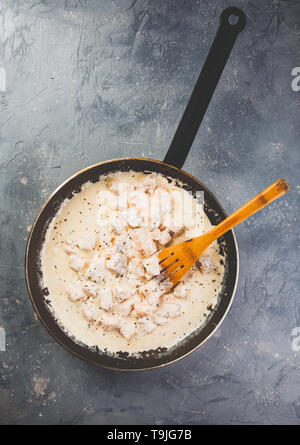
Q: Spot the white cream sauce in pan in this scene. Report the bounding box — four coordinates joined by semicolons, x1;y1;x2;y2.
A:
41;171;225;354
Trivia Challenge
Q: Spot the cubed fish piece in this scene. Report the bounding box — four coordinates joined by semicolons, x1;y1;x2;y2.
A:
140;278;169;305
158;228;172;246
66;235;96;251
99;182;128;209
149;202;162;230
143;255;160;277
144;175;157;193
134;301;155;316
66;281;86;302
122;207;141;228
81;300;100;322
151;228;161;242
119;319;136;340
132;228;157;257
138;317;156;334
64;245;77;255
196;255;216;273
130;309;138;318
106;253;127;275
96;205;110;227
116;295;140;316
98;229;113;248
114;233;135;258
81;281;100;298
128;189;149;211
98;190;118;210
151;314;168;326
86;255;106;282
98;312;120;330
173;282;188;299
99;286;113;310
116;182;130;210
107;180;120;195
128;257;145;279
157;302;181;318
116;300;132;317
77;235;96;251
64;239;78;255
69;254;86;272
154;187;173;213
110;212;127;235
114;284;134;303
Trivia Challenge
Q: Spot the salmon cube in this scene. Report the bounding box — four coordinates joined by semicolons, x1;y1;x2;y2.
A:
96;205;110;228
151;228;161;242
66;235;96;251
134;301;154;316
99;230;113;249
106;253;127;275
110;212;127;235
116;182;130;210
128;257;145;279
144;175;157;193
66;281;86;302
157;302;181;318
138;317;156;334
114;233;135;258
143;255;160;277
132;228;157;257
116;295;140;316
69;254;86;272
81;301;100;322
86;255;106;282
140;279;169;305
158;228;172;246
107;180;120;195
77;235;96;251
151;314;168;325
128;190;149;211
98;190;118;210
119;319;136;340
130;309;138;318
99;286;113;311
81;281;100;298
114;284;134;303
122;207;141;228
98;312;120;330
149;204;162;230
64;239;78;255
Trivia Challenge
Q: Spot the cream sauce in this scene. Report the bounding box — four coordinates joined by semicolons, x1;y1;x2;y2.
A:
41;171;225;354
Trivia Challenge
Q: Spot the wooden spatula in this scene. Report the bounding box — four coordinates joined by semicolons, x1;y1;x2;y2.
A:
158;178;290;289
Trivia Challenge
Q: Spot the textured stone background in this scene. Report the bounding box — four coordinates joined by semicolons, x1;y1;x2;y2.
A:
0;0;299;425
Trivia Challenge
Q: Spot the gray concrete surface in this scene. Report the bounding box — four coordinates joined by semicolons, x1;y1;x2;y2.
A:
0;0;299;425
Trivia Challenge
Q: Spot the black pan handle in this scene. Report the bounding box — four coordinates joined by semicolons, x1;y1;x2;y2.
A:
163;7;246;169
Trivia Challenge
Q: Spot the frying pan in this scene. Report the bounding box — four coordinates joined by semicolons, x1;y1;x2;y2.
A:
26;7;246;371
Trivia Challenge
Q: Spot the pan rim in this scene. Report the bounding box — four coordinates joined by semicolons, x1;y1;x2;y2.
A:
25;157;239;371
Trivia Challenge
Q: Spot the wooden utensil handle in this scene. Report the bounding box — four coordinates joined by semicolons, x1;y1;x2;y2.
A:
200;179;290;245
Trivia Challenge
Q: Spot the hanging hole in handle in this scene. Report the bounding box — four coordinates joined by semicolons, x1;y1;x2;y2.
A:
228;14;239;26
221;7;247;32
